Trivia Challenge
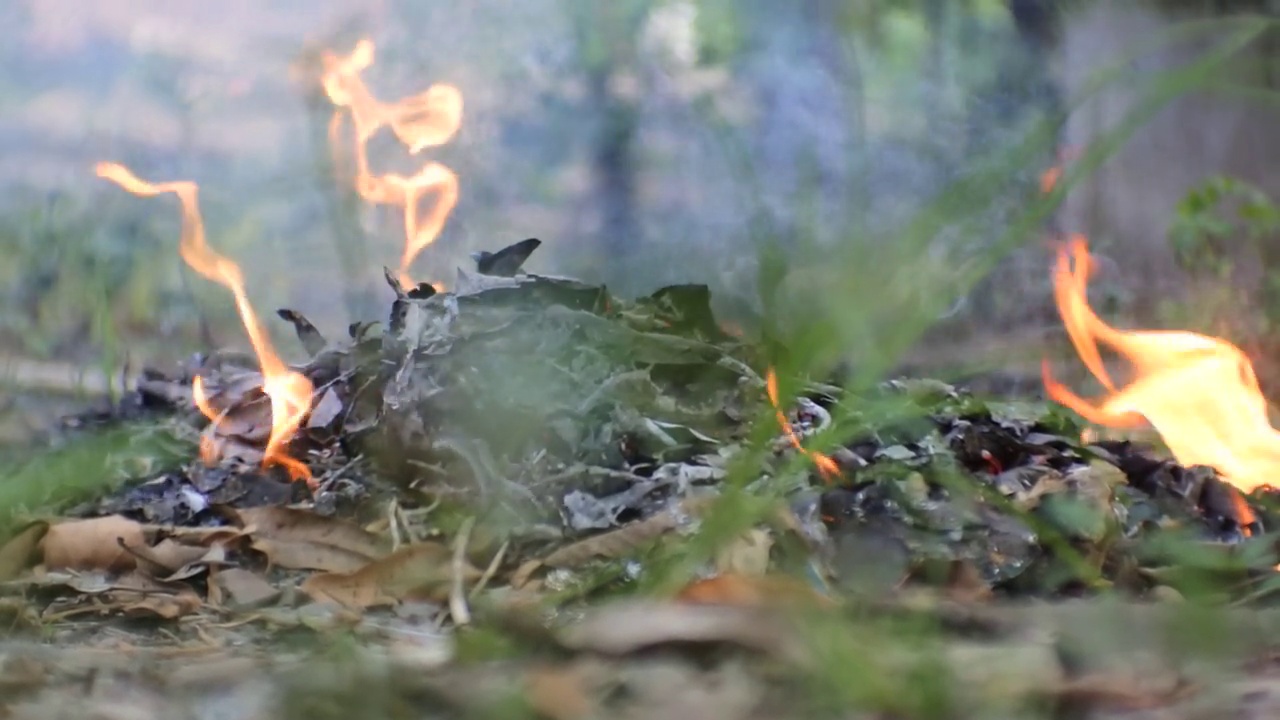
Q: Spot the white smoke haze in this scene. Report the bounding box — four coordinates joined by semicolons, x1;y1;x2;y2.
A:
0;0;1273;376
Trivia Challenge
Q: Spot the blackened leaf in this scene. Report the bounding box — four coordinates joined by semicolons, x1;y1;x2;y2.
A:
639;284;728;340
407;283;438;300
472;238;541;276
348;321;379;340
276;309;327;356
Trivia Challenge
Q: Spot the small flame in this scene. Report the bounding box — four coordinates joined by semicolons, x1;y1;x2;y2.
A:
1040;145;1080;195
191;375;221;466
96;162;314;483
1043;235;1280;494
320;39;463;288
766;368;840;483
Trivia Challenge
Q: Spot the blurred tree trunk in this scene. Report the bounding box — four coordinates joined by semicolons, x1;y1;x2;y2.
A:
1054;1;1280;304
738;0;861;244
568;0;647;269
586;65;639;261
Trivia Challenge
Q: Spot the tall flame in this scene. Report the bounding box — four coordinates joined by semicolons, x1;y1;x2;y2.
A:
1043;235;1280;493
766;368;840;483
320;38;463;288
96;162;314;483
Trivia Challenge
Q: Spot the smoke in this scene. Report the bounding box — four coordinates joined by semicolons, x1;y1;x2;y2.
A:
0;0;1053;357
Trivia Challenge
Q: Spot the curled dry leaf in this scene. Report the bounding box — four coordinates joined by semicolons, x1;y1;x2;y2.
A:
512;496;716;589
542;496;713;569
0;522;49;581
74;569;183;595
116;587;204;619
300;542;480;609
277;308;328;356
233;506;388;573
40;515;146;573
558;600;809;664
125;538;227;581
34;569;203;620
209;400;274;443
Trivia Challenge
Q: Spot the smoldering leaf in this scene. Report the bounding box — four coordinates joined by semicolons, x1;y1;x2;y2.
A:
277;308;328;356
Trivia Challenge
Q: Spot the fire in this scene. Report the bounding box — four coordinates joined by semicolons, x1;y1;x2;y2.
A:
1043;235;1280;494
95;162;315;483
765;368;840;483
320;38;463;288
1040;145;1080;195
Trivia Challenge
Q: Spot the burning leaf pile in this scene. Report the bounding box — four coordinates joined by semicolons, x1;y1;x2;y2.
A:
11;39;1280;720
10;228;1280;631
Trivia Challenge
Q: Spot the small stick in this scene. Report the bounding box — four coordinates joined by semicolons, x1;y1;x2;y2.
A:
449;517;475;627
386;499;402;552
393;502;419;543
470;540;510;600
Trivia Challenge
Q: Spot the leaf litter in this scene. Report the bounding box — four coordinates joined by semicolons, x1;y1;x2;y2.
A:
5;239;1280;717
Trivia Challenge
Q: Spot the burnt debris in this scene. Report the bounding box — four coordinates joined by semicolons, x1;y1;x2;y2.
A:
471;237;542;276
25;236;1280;609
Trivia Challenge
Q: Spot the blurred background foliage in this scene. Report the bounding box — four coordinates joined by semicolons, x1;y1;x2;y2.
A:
0;0;1276;441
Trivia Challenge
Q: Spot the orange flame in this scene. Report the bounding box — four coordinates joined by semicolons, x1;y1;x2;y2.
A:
1040;145;1080;195
766;368;840;483
1043;235;1280;494
320;39;463;288
96;162;314;483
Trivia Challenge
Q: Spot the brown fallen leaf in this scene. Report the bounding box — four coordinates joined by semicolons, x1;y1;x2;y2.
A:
40;515;146;573
714;528;773;576
125;538;223;579
558;600;809;664
300;542;480;609
251;537;378;574
213;567;281;608
0;521;49;581
234;506;388;573
676;573;832;608
116;588;204;619
1045;673;1198;711
542;496;714;569
511;497;719;589
30;569;203;621
945;559;994;603
523;662;600;720
198;371;273;442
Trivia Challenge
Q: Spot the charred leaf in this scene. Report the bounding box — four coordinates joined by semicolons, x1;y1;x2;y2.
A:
276;309;327;356
471;237;541;276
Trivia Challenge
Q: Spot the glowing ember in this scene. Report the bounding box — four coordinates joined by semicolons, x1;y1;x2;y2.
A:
1043;235;1280;494
321;38;463;289
96;162;315;483
765;368;840;483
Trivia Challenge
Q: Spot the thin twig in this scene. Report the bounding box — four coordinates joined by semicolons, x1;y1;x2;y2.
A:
387;499;402;552
448;517;475;627
393;501;419;543
537;464;650;487
470;540;509;600
401;496;443;519
315;454;365;496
